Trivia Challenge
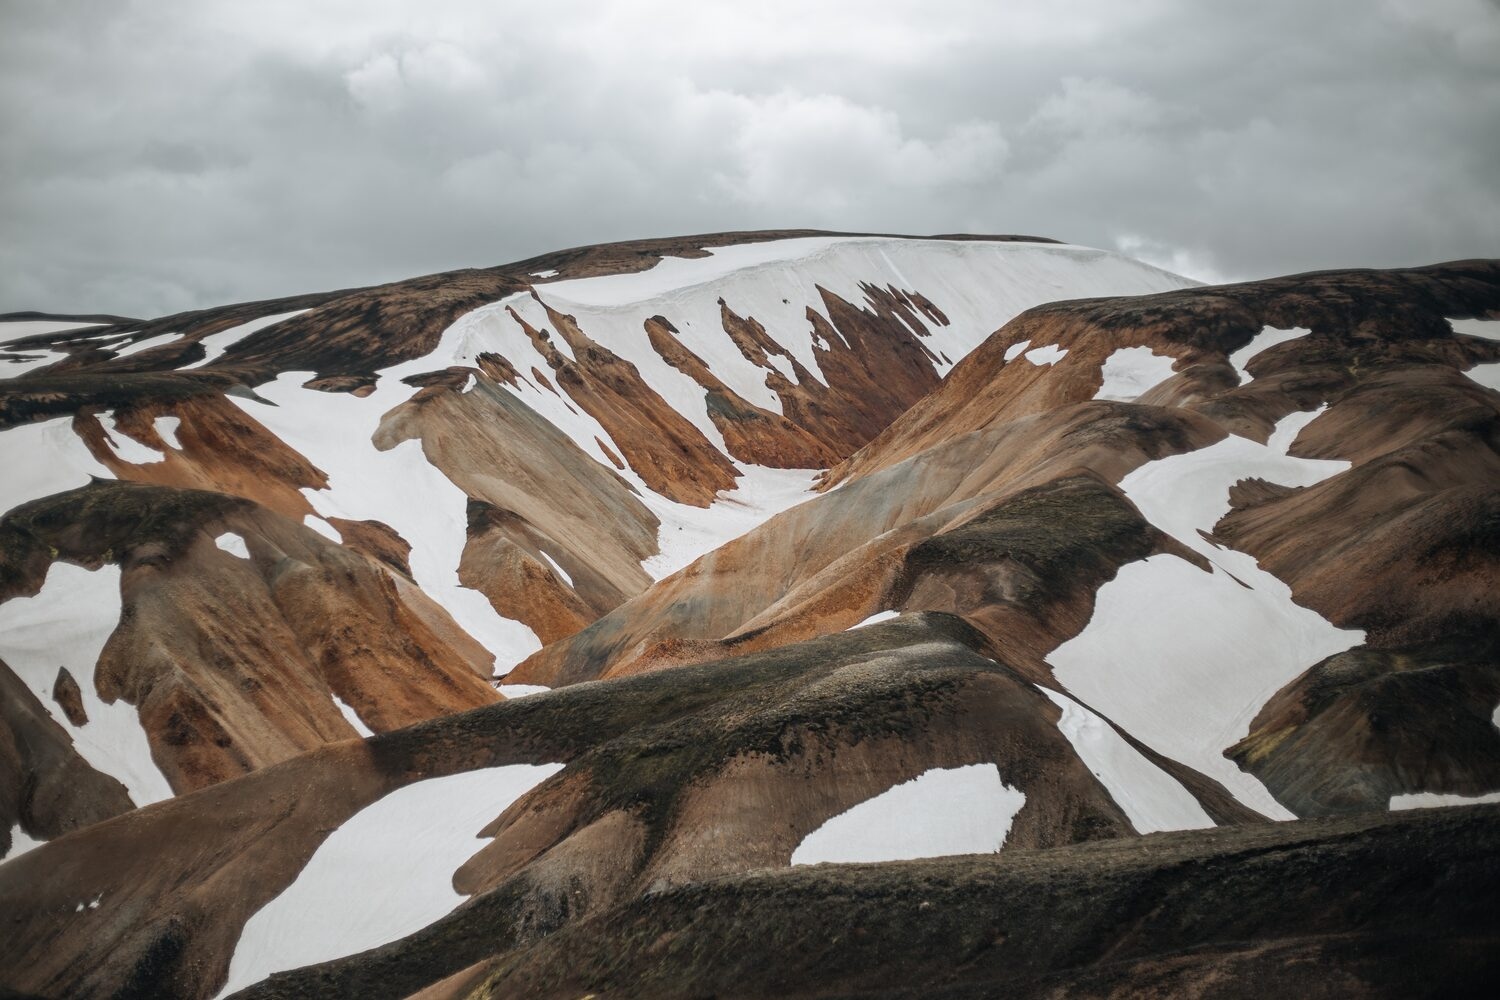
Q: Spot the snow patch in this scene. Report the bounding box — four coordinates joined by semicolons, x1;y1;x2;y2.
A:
301;514;343;543
101;411;164;464
1037;687;1213;833
153;415;182;449
1048;408;1362;819
1230;326;1310;384
790;763;1025;865
1023;343;1068;366
218;763;563;996
530;269;559;279
214;532;250;559
539;551;572;586
1390;790;1500;810
1094;346;1176;401
497;684;550;698
1449;318;1500;341
1003;339;1032;362
847;610;899;630
332;694;374;738
1463;362;1500;391
0;563;173;807
2;824;45;864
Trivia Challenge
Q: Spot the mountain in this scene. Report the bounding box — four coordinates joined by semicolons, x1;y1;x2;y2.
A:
0;232;1496;999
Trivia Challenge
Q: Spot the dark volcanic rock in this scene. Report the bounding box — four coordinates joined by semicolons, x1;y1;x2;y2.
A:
461;804;1500;1000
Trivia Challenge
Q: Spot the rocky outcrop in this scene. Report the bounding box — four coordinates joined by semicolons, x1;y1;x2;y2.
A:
1229;641;1500;815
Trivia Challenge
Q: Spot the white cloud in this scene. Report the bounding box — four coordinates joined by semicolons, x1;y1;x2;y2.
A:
0;1;1495;315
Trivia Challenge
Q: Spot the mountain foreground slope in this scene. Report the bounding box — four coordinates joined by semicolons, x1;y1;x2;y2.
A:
0;231;1497;999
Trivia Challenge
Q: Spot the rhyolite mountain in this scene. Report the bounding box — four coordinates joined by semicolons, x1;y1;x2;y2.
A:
0;231;1496;1000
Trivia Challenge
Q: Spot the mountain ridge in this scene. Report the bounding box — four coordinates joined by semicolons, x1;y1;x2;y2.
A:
0;232;1496;999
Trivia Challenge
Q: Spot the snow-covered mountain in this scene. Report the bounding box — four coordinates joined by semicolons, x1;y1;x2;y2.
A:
1;232;1497;999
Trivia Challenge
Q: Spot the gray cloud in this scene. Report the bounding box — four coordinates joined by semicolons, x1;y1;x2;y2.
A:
2;0;1497;316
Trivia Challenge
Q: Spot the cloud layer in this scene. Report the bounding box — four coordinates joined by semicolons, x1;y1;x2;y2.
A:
2;0;1497;316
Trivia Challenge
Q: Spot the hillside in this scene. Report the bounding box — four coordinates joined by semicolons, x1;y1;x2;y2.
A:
0;232;1496;999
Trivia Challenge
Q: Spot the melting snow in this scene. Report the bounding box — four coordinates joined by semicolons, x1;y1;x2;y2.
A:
153;415;182;449
1047;408;1363;819
301;513;343;543
789;763;1026;864
101;411;164;464
1463;362;1500;392
847;610;900;630
530;269;559;279
1003;339;1032;362
214;532;251;559
1094;346;1177;401
497;684;550;698
1023;343;1068;366
1230;326;1310;384
0;563;173;807
331;694;374;738
2;824;45;864
538;550;573;586
218;763;563;996
1390;790;1500;810
1037;686;1214;833
1450;318;1500;341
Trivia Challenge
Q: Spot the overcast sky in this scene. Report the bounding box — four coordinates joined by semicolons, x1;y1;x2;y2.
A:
2;0;1497;317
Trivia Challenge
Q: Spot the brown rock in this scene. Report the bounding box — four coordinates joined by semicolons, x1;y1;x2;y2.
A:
51;667;87;727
